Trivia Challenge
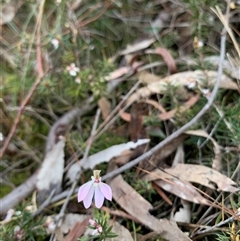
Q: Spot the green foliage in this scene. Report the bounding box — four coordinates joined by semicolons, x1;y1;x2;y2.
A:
78;210;118;241
183;0;224;37
133;179;156;202
0;203;46;240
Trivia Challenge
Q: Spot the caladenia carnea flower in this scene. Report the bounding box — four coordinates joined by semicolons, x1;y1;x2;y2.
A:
78;170;112;209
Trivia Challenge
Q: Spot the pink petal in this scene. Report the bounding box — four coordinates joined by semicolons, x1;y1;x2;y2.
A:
94;186;104;208
99;182;112;201
97;226;102;233
89;219;96;226
83;185;94;208
78;181;93;202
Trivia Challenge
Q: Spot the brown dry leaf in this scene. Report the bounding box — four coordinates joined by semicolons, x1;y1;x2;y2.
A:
98;97;111;120
109;164;191;241
144;99;167;113
127;70;238;104
119;108;131;122
148;164;238;192
120;94;199;123
185;130;222;171
105;66;131;81
152;181;173;205
145;47;177;74
138;70;161;85
158;94;200;120
55;214;90;241
119;37;156;55
153;179;209;205
129;103;148;141
36;136;65;203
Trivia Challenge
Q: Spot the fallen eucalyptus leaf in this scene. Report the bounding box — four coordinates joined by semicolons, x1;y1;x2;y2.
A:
145;164;238;192
109;163;191;241
67;139;150;183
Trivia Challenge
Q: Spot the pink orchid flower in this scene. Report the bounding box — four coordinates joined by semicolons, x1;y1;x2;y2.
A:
78;170;112;209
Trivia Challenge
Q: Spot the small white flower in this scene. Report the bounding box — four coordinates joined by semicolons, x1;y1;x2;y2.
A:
15;211;22;216
187;80;196;89
197;40;204;48
14;226;21;233
75;77;81;84
0;132;3;141
45;216;56;234
201;88;211;99
66;63;80;76
51;39;59;49
92;229;98;235
202;88;210;95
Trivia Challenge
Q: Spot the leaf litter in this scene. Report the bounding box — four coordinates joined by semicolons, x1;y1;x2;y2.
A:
1;1;240;241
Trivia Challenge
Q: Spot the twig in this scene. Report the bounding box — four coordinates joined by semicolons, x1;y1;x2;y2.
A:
193;211;240;236
0;0;45;159
32;189;56;217
190;3;233;237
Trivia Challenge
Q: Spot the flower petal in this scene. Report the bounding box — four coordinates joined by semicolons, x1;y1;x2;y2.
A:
99;182;112;201
94;186;104;208
97;226;102;233
74;67;79;72
89;219;96;226
78;181;93;202
91;229;98;236
69;70;77;76
83;185;94;208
